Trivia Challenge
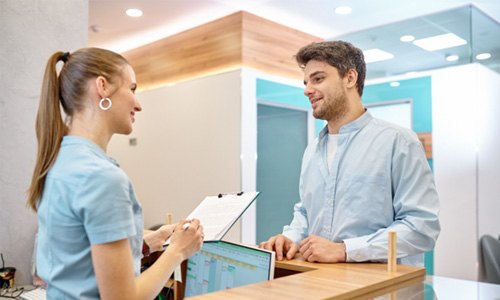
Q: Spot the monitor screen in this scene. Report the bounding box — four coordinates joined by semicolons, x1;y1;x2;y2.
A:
184;240;275;297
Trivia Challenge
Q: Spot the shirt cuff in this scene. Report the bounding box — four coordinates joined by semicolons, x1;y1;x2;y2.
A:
343;235;371;262
282;226;303;245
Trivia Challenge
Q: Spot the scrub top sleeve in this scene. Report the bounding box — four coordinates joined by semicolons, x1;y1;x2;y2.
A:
74;167;137;245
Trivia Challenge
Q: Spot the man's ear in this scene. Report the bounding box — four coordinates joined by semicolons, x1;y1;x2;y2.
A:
345;69;358;90
94;76;108;99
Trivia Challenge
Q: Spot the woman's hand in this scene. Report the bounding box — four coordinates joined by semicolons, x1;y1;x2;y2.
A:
143;224;176;253
167;219;204;261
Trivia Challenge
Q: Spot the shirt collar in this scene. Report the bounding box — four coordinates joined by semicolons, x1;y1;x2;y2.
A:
61;136;120;167
318;109;373;140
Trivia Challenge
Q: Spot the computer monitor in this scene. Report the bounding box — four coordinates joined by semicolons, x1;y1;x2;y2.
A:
184;240;275;297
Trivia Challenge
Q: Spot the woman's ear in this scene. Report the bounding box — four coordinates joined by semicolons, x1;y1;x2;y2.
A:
94;76;108;99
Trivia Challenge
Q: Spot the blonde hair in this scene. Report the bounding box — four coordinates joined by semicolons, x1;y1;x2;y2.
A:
27;48;129;211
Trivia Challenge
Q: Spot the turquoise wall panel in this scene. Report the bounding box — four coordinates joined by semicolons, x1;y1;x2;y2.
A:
256;79;308;109
363;76;432;133
257;79;324;135
256;105;308;243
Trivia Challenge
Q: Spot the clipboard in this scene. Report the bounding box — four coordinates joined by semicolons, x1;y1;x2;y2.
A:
164;191;260;246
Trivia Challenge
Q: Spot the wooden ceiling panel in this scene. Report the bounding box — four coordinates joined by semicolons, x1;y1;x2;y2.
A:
123;11;322;90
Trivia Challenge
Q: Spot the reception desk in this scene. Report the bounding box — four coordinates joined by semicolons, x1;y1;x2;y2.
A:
3;259;499;299
187;258;426;299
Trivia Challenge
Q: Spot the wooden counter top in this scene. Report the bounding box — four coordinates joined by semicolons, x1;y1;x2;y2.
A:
188;259;425;299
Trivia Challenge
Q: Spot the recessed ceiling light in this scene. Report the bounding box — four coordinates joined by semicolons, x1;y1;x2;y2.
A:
476;53;491;60
413;33;467;51
390;81;400;87
335;6;352;15
363;48;394;63
446;55;459;62
400;35;415;42
126;8;143;17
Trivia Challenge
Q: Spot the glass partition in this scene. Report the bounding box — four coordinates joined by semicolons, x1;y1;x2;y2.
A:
335;5;500;80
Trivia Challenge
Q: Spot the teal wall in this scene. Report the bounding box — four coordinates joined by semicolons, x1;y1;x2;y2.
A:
256;79;324;134
256;105;308;243
255;79;311;244
256;77;435;274
363;77;432;133
257;76;434;134
256;79;309;109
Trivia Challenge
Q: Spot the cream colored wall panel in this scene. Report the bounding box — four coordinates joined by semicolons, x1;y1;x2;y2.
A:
108;71;242;242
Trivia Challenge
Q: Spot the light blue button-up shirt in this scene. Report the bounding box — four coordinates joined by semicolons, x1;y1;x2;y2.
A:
283;111;440;266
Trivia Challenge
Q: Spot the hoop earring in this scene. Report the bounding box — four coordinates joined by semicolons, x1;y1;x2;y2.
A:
99;97;112;110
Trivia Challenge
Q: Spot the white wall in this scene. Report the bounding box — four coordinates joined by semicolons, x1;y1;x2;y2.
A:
240;69;258;244
108;70;242;240
0;0;87;285
432;63;500;280
476;66;500;239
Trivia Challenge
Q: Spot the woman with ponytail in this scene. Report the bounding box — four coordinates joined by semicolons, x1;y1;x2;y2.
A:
27;48;203;299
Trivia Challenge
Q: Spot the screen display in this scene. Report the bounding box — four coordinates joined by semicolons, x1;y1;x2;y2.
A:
185;241;274;297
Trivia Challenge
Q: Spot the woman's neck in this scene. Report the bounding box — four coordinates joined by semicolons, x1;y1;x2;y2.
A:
67;114;112;152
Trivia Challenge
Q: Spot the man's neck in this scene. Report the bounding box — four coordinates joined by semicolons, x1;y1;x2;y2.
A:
327;100;365;134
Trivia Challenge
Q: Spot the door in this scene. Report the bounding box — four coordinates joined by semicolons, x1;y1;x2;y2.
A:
256;104;309;243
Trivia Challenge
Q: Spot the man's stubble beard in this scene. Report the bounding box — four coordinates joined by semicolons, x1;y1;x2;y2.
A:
313;90;348;124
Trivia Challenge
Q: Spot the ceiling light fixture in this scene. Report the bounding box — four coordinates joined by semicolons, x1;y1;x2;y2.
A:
400;35;415;42
476;53;491;60
335;6;352;15
446;54;459;62
412;33;467;51
126;8;143;17
363;48;394;63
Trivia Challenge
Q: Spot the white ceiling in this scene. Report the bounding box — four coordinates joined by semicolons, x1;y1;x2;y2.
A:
88;1;500;80
89;0;500;53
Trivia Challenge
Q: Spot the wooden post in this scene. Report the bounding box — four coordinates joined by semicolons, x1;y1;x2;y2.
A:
390;291;397;300
388;231;397;272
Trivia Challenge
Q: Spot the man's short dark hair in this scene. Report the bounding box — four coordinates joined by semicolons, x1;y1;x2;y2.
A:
295;41;366;96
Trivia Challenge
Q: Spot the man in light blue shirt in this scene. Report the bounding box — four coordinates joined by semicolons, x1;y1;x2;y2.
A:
260;41;440;266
